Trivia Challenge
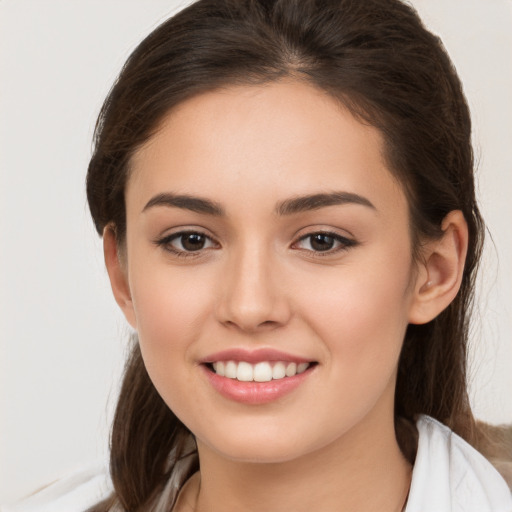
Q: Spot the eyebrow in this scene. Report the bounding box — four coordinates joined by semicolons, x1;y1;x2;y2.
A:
142;193;224;216
142;191;376;216
275;191;376;215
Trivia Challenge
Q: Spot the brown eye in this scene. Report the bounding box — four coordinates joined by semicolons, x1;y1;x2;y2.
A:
294;231;357;254
180;232;207;251
155;230;217;256
309;233;336;251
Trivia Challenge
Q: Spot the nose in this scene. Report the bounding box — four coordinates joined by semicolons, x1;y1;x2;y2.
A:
215;243;292;333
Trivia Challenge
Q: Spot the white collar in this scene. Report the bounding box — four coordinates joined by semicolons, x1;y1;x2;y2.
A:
405;415;512;512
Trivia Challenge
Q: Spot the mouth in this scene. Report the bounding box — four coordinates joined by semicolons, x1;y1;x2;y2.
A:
204;360;315;382
200;349;318;404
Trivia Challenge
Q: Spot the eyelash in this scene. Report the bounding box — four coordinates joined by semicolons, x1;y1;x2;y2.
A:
154;231;218;259
154;230;358;259
293;231;358;256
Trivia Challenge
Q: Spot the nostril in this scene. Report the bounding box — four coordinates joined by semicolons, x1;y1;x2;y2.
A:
221;318;280;333
259;320;279;327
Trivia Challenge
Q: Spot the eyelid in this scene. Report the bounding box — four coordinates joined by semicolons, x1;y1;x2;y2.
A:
291;229;358;256
153;228;219;258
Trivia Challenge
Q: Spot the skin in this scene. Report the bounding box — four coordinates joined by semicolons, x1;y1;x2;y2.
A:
104;80;468;512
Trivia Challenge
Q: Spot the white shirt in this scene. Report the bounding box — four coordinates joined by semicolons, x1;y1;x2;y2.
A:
2;415;511;512
407;415;512;511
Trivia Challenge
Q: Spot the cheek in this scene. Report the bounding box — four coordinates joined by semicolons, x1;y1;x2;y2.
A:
128;265;219;424
128;259;215;372
291;266;412;433
297;254;413;376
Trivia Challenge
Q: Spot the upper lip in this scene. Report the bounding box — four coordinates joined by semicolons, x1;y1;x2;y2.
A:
200;348;314;365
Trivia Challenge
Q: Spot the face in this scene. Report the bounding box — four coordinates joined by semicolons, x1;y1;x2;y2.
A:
118;81;422;463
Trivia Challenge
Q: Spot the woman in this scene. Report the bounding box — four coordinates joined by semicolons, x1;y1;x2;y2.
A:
5;0;512;511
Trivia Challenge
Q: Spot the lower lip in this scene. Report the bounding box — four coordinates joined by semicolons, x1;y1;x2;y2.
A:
202;365;314;405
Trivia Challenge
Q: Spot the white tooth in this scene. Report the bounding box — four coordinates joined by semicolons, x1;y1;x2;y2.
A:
253;362;273;382
237;361;254;382
285;362;297;377
216;361;225;377
297;362;309;374
272;362;286;380
225;360;237;379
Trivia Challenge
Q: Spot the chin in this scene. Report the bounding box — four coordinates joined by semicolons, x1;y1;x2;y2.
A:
195;424;325;464
213;442;306;464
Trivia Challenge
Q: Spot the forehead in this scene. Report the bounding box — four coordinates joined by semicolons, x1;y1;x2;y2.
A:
127;80;406;219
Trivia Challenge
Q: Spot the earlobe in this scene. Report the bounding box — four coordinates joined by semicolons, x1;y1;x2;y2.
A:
408;210;468;325
103;225;137;329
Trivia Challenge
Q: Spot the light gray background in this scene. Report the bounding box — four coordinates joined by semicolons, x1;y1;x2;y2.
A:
1;0;511;505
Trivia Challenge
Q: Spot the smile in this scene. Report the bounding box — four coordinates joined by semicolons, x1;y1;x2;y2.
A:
210;360;311;382
201;349;318;404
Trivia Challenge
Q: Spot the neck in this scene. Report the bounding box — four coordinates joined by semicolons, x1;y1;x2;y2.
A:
177;410;412;512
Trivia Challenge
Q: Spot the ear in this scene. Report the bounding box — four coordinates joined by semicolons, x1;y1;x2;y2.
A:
103;225;137;329
408;210;468;324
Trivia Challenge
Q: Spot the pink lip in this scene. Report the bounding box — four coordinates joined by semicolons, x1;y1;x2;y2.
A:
201;348;312;364
201;364;315;404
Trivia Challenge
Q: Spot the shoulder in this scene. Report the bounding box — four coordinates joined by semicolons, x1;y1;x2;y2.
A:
406;415;512;512
0;462;112;512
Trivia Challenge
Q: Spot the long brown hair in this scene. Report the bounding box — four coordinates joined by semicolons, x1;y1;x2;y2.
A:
86;0;495;509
